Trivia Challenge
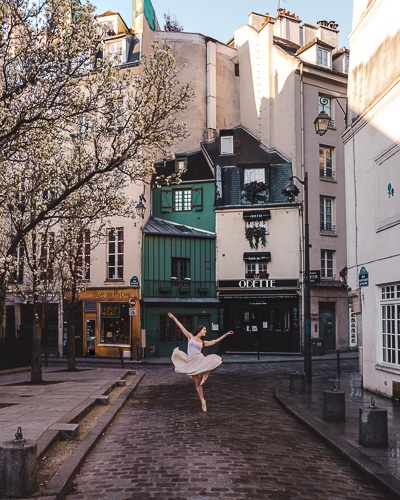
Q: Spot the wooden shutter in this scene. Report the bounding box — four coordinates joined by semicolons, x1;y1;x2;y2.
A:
191;187;203;211
161;187;172;213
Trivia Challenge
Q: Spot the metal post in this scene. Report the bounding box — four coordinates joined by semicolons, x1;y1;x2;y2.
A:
337;349;341;380
303;172;312;383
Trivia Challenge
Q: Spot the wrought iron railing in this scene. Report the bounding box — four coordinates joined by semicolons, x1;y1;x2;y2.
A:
143;280;216;298
320;222;336;233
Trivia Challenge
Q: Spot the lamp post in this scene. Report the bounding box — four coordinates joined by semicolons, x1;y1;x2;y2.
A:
135;195;146;219
282;172;312;383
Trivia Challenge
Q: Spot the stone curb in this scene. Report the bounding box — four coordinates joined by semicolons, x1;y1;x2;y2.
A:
274;387;400;500
43;370;145;498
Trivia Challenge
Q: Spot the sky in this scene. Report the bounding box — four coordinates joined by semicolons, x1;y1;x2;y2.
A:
93;0;354;48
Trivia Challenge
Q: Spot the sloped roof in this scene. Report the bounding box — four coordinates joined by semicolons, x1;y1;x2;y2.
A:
154;150;213;182
143;217;215;238
201;125;290;167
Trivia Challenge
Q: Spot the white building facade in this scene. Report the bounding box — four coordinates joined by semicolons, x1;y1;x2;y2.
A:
344;0;400;397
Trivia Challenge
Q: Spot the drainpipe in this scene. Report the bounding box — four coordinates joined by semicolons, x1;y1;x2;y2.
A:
206;38;217;140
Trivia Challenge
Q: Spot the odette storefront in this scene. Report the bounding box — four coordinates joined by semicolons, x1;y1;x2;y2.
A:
80;288;141;358
218;277;300;354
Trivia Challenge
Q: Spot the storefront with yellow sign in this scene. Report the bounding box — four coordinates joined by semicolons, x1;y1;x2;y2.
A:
79;288;141;359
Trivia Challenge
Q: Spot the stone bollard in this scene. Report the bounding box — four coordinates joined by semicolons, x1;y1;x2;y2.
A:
290;372;305;394
359;398;388;448
0;433;37;498
323;390;346;422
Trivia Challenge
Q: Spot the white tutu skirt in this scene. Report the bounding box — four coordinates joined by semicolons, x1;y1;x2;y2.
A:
171;347;222;376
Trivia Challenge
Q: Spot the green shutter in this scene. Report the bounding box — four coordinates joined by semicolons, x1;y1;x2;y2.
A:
161;187;172;213
192;187;202;211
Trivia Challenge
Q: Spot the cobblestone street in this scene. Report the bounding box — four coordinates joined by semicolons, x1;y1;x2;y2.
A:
67;360;390;499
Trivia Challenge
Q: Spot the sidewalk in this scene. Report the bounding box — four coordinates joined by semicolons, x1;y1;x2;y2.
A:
275;371;400;500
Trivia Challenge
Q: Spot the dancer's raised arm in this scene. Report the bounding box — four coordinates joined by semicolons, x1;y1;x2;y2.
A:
167;312;192;340
204;330;234;347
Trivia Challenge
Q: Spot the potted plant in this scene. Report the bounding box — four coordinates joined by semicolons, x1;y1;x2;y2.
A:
245;226;267;249
243;181;268;204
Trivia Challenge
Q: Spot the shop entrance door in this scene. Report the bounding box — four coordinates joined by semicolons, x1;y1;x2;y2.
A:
85;316;96;356
319;303;336;351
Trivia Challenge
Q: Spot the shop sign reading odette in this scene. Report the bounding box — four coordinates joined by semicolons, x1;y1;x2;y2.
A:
218;279;298;289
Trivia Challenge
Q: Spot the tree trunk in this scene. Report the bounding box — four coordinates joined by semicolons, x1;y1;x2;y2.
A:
31;315;42;383
67;324;76;371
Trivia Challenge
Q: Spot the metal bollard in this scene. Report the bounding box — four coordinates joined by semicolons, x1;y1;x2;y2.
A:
323;389;345;421
0;427;37;498
359;398;388;447
290;372;305;394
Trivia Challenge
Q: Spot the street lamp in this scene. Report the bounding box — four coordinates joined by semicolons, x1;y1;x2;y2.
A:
135;195;146;219
282;172;312;383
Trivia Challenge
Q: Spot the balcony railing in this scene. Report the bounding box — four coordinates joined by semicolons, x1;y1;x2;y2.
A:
319;167;335;180
320;222;336;233
143;280;216;298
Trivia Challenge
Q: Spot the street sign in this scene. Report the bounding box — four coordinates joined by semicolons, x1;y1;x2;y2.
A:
129;307;137;316
129;298;136;308
309;270;320;283
358;266;369;288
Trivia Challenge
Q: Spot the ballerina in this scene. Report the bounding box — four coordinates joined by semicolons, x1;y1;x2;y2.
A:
168;312;234;412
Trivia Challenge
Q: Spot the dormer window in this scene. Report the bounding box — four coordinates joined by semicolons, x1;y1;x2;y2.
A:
317;47;331;67
220;129;234;155
221;136;233;155
175;154;187;172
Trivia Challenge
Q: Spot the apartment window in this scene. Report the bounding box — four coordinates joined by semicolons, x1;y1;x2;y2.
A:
319;146;335;179
173;189;192;211
244;168;265;184
245;262;268;279
106;41;125;65
10;244;24;283
320;196;335;232
221;136;234;155
161;314;194;342
344;56;349;74
78;231;91;281
171;257;190;283
321;250;334;278
107;228;124;280
175;154;187;172
318;95;334;127
381;284;400;365
317;47;330;67
39;232;55;281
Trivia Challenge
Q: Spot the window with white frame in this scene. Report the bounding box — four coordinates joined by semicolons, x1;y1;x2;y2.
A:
39;232;55;281
318;95;334;127
317;47;330;67
10;243;24;283
107;228;124;280
106;41;125;65
244;168;265;184
221;136;234;155
319;146;335;179
320;196;335;232
78;231;91;281
245;261;268;279
321;250;334;278
381;284;400;365
173;189;192;211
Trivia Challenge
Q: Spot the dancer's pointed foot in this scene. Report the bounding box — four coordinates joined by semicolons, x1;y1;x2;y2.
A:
201;399;207;412
200;374;209;386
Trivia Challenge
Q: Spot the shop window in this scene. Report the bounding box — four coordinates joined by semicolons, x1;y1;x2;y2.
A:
100;303;130;345
161;314;194;342
107;228;124;280
381;285;400;365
